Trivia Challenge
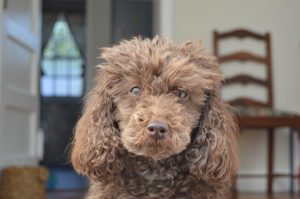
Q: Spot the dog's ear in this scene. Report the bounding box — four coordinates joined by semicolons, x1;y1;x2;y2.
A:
182;41;239;183
71;67;125;181
186;95;239;183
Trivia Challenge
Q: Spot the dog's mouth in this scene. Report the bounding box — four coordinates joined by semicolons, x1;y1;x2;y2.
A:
135;143;176;160
121;126;192;160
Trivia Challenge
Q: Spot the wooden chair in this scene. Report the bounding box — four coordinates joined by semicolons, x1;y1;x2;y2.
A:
213;28;300;194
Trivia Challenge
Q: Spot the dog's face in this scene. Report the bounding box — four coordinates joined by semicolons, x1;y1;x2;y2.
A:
102;38;222;160
114;64;206;160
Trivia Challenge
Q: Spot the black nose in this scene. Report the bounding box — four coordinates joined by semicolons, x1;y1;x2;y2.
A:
147;121;168;139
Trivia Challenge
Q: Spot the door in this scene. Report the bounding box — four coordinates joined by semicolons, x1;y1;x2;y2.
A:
0;0;41;167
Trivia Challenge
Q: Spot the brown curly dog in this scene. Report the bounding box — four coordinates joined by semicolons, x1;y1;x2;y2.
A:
71;36;239;199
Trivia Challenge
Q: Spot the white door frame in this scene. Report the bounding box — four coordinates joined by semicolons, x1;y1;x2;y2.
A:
153;0;173;39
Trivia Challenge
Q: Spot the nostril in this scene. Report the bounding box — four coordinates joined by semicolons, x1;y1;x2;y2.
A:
160;128;167;134
148;126;155;132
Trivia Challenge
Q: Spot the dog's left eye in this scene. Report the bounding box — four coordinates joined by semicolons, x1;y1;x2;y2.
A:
176;90;188;99
131;86;142;96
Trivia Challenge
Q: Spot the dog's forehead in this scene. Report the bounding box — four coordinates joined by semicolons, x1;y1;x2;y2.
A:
130;53;201;85
101;37;222;93
102;37;210;80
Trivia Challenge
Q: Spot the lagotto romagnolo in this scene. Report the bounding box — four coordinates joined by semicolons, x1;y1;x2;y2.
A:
71;36;239;199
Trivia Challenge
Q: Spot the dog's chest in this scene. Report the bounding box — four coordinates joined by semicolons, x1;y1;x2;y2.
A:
119;158;202;198
121;172;197;198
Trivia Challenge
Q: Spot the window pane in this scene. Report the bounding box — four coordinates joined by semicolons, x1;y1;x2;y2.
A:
56;77;68;96
70;78;83;97
56;59;68;76
43;15;81;59
41;14;84;98
41;76;53;96
71;59;83;75
42;59;56;75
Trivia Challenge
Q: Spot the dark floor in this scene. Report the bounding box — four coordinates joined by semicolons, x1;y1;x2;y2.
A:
47;191;85;199
47;191;300;199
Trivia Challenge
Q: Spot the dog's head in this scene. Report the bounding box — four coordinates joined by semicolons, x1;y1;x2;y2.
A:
109;38;224;160
71;37;238;182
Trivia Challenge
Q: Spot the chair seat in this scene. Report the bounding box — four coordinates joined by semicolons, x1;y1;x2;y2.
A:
233;106;300;133
234;106;298;117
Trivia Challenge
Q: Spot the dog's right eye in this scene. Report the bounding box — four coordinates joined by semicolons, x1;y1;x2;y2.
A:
131;86;142;96
176;90;188;99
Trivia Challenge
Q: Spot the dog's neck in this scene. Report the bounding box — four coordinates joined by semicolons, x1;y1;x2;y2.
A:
125;152;188;182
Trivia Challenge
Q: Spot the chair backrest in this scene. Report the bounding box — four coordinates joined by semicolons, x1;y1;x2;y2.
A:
213;29;273;108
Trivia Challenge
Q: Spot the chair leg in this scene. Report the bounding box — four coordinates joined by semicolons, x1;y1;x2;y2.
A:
289;128;294;194
230;177;238;199
267;128;274;194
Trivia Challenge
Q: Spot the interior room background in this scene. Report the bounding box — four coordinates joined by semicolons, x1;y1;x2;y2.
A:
0;0;299;195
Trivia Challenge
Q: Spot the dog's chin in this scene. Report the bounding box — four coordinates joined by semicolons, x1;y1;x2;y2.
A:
122;135;190;161
127;146;181;161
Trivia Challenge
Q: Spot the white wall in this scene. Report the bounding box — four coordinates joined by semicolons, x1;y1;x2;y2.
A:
85;0;112;91
153;0;174;39
170;0;300;192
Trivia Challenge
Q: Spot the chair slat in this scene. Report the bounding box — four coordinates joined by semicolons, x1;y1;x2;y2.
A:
214;28;273;109
225;75;267;86
229;98;269;107
217;29;266;40
219;51;266;63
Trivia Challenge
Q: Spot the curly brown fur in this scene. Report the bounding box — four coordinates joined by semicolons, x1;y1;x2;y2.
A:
71;36;239;199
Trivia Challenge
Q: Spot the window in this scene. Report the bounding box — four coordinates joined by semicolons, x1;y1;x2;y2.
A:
41;15;84;97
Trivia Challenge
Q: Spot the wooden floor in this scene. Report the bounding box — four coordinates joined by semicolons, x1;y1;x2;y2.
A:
233;193;300;199
47;191;85;199
47;191;300;199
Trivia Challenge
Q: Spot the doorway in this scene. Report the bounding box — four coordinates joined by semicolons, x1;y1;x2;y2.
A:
40;0;87;190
